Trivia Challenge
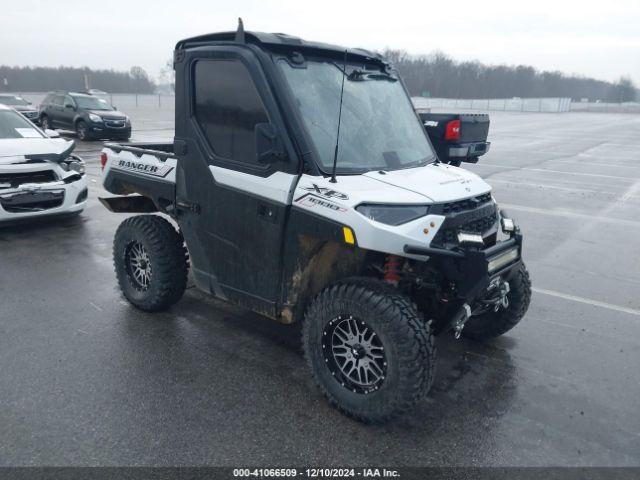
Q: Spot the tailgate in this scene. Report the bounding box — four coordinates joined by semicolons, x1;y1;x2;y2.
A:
459;114;490;143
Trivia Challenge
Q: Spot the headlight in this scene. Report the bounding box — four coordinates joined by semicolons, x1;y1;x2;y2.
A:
59;157;86;175
89;113;102;122
69;160;86;174
356;204;429;226
125;116;131;124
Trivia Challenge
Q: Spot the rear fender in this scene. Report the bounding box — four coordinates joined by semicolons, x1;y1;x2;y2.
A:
99;195;158;213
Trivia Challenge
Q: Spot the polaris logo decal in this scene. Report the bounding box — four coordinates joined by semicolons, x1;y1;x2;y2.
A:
296;194;347;212
301;183;349;200
113;159;173;178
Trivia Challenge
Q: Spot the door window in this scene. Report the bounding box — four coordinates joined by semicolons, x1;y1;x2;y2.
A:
193;60;269;165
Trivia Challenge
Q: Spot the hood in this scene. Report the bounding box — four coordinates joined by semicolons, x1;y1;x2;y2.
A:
89;109;126;119
12;105;38;113
363;163;491;203
0;138;75;164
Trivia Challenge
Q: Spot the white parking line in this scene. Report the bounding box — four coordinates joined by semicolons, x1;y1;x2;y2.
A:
490;179;602;195
500;203;640;228
477;163;638;181
533;287;640;318
486;172;631;189
554;160;640;169
489;178;640;199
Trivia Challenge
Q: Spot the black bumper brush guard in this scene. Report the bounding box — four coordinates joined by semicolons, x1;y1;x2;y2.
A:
404;231;523;303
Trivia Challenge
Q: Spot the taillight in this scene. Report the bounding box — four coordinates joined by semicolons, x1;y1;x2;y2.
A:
100;152;107;170
445;120;461;141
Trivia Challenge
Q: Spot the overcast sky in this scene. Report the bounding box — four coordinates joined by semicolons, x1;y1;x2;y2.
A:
3;0;639;85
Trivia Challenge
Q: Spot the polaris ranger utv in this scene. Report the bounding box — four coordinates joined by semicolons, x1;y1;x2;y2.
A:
100;22;531;423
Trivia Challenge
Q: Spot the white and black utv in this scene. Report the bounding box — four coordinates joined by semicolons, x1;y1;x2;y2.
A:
100;22;531;423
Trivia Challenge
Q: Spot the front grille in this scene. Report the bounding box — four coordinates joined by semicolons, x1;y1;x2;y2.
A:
432;194;498;247
104;118;126;128
0;170;57;189
441;192;492;214
0;190;65;213
434;210;498;245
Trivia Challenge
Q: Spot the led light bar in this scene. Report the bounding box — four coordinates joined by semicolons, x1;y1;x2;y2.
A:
457;232;484;245
488;247;519;273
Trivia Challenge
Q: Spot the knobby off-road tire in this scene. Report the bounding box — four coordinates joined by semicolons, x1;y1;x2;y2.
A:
113;215;188;312
303;277;436;423
462;263;532;341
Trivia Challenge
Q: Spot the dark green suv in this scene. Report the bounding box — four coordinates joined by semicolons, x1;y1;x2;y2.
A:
39;91;131;141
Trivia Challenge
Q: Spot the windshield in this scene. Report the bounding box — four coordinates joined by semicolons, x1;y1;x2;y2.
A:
0;96;30;106
278;58;435;174
73;95;113;111
0;110;44;139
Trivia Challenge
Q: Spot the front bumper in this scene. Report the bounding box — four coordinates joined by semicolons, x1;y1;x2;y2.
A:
0;176;88;222
448;141;491;162
404;231;523;302
87;122;131;139
18;110;40;123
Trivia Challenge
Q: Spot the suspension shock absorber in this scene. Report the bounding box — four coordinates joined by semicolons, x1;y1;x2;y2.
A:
383;254;402;286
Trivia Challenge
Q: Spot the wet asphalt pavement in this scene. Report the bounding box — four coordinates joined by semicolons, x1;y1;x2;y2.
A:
0;110;639;467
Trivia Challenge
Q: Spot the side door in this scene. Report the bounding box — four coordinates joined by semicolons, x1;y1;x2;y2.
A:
47;94;65;127
175;50;298;317
60;95;77;129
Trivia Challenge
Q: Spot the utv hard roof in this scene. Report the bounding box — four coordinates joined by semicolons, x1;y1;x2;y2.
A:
175;30;386;65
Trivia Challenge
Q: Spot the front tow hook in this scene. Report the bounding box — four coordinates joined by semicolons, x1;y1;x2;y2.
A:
453;303;472;339
497;281;510;311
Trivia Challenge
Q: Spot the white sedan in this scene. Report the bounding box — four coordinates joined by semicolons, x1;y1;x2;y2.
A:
0;104;87;222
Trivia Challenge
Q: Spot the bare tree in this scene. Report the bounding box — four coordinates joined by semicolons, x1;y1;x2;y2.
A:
159;59;175;92
383;49;638;102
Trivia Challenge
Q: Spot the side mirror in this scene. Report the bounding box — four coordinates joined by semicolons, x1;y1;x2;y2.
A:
64;103;75;110
255;123;286;164
44;129;60;138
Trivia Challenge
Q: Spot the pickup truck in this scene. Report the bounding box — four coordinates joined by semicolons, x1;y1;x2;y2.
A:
417;110;491;166
100;21;530;423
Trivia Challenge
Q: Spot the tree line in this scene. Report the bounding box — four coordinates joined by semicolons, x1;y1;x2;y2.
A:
383;50;638;102
1;55;637;102
0;65;155;94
